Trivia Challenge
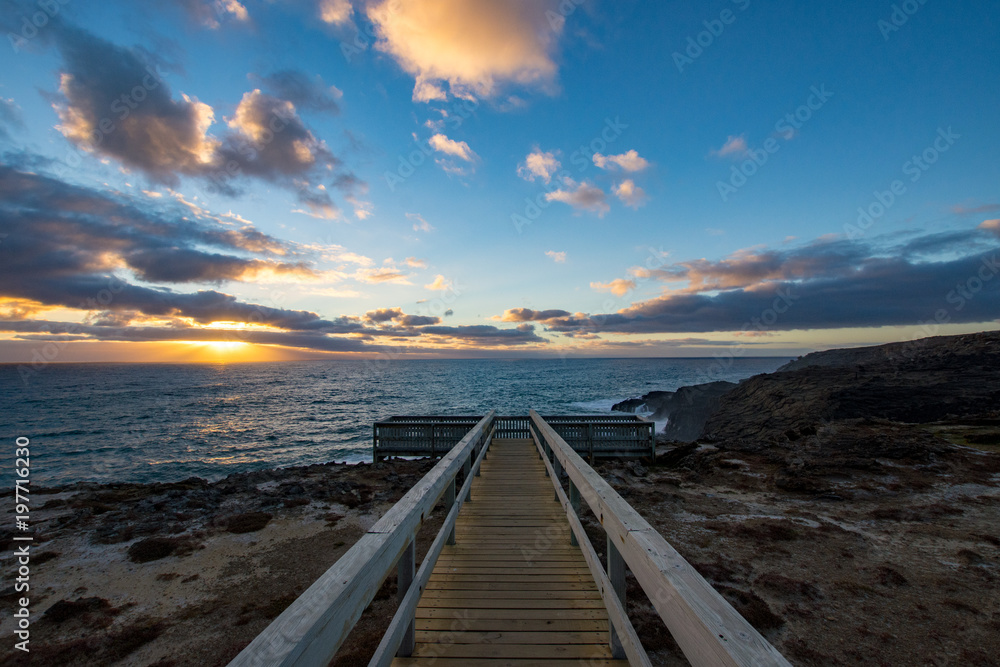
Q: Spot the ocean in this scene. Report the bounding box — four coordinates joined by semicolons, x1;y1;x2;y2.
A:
1;357;788;486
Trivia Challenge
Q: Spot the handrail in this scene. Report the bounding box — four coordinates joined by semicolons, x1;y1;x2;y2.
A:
228;411;496;667
529;421;652;666
529;410;791;667
369;420;497;665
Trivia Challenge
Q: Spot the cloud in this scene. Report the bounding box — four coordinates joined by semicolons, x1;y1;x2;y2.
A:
355;268;411;284
980;219;1000;233
518;149;560;183
408;212;434;233
424;274;451;291
711;135;749;158
545;179;609;217
0;165;320;288
428;133;477;162
249;70;342;114
48;26;358;214
952;203;1000;216
613;179;647;209
0;98;24;141
171;0;250;29
418;324;545;346
365;0;565;102
53;26;220;183
0;165;552;355
318;0;353;25
404;257;427;268
593;150;649;172
515;228;1000;334
499;308;572;322
545;250;566;263
364;307;440;327
590;279;636;297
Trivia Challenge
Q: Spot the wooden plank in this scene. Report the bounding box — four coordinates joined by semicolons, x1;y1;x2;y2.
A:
416;618;608;632
419;589;602;600
392;659;629;667
415;607;608;620
425;582;596;592
411;643;611;659
530;410;792;667
414;630;607;644
416;598;607;610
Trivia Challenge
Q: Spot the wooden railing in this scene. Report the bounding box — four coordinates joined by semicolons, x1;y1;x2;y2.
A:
545;416;654;461
228;412;496;667
372;416;482;461
529;410;792;667
377;413;653;460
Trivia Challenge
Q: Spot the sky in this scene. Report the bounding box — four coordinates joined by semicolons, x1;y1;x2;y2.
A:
0;0;997;364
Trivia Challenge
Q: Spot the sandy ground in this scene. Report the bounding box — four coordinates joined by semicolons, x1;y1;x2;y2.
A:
2;437;998;666
585;439;1000;666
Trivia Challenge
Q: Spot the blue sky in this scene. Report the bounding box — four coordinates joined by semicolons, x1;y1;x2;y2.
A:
0;0;997;362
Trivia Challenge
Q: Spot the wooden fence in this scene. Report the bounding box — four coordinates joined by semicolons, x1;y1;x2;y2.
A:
375;413;654;461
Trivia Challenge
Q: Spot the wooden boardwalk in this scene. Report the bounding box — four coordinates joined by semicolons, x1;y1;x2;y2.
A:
393;438;628;666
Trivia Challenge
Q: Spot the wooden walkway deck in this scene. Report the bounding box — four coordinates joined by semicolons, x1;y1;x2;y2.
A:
393;438;628;666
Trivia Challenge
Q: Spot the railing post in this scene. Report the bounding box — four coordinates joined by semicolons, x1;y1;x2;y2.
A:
476;434;483;475
429;425;435;457
607;536;626;659
569;481;580;547
553;455;563;501
543;441;550;476
588;423;594;463
396;539;416;656
445;478;456;545
372;423;379;463
463;455;472;502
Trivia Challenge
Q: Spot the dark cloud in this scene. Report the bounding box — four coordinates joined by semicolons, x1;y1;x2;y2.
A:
1;319;378;353
47;24;359;214
528;232;1000;334
53;26;220;183
419;324;546;345
250;70;342;114
0;166;311;285
363;307;440;327
155;0;250;30
0;166;538;354
500;308;573;322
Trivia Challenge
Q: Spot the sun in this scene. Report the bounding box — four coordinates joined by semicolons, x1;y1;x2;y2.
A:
206;341;249;353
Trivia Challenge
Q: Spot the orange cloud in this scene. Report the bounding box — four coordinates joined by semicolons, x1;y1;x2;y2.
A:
590;279;636;297
366;0;564;101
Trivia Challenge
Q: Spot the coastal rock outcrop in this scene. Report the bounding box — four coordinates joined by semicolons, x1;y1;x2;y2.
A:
612;382;736;442
704;330;1000;446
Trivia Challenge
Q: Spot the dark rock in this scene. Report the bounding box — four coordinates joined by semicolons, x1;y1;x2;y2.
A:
127;537;179;563
44;597;113;623
613;383;736;442
223;512;273;533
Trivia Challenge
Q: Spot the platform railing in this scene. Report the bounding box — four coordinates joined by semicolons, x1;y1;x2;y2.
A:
228;412;496;667
529;410;792;667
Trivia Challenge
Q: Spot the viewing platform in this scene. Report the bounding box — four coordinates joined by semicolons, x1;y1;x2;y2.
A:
230;412;790;666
